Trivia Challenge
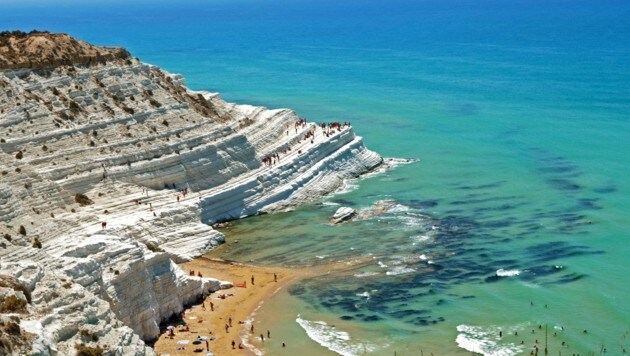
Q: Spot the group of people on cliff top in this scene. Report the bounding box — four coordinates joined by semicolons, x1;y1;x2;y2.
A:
263;118;352;166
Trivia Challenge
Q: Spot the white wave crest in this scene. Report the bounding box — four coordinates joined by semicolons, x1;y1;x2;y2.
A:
388;203;412;213
358;157;419;180
333;179;360;195
399;215;425;227
496;269;520;277
354;271;380;278
385;157;419;167
385;266;416;276
456;324;524;356
296;316;376;356
411;235;431;244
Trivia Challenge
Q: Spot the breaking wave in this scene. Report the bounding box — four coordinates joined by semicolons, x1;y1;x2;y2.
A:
296;316;377;356
456;324;524;356
496;269;520;277
385;266;416;276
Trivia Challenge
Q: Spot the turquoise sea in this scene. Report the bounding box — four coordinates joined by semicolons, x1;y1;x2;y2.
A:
3;0;630;354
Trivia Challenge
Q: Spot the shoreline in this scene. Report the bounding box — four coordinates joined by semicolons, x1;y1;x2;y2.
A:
153;257;300;355
153;251;376;356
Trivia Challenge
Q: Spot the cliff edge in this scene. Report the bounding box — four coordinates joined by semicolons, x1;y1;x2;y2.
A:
0;32;382;355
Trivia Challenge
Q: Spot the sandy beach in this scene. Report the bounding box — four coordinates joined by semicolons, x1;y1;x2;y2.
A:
152;251;376;356
153;257;300;356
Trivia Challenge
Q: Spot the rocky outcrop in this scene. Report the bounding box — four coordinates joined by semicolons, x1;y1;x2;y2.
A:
0;32;382;355
330;207;356;224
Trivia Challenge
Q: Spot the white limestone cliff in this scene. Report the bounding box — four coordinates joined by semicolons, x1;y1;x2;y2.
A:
0;32;382;355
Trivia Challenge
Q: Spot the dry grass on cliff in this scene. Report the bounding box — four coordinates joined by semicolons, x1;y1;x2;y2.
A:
0;30;130;70
0;316;32;355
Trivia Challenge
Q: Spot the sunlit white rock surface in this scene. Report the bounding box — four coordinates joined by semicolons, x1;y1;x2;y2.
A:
0;33;381;354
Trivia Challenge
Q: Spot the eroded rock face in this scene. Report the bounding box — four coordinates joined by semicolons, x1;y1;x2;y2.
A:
0;32;382;355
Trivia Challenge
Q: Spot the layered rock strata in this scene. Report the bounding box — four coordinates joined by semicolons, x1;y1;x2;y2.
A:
0;32;382;355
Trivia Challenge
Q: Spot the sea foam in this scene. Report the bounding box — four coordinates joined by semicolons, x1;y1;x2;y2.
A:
385;266;416;276
496;269;520;277
296;316;377;356
456;324;524;356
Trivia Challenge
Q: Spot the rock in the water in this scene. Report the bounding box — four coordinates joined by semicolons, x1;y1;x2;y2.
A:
331;207;357;224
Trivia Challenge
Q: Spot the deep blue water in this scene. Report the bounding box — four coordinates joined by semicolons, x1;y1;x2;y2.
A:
3;0;630;354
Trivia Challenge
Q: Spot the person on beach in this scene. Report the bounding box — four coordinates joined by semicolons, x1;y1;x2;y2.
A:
250;325;254;333
210;301;214;311
282;342;286;348
251;275;255;285
232;340;236;349
225;324;229;333
274;273;277;282
238;343;244;349
228;316;232;327
101;222;107;229
205;340;209;349
202;301;205;310
267;330;270;338
260;334;264;342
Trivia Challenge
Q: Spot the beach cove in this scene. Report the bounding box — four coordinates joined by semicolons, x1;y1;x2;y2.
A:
153;251;377;356
152;257;296;356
